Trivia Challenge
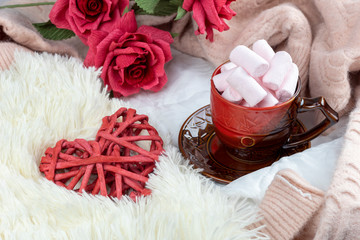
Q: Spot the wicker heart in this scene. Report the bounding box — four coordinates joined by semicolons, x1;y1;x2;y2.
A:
39;108;164;200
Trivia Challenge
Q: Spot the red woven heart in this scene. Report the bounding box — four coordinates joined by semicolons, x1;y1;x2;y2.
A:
39;108;164;200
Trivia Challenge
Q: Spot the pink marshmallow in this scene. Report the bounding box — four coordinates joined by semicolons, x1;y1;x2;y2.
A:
262;51;292;91
229;45;269;77
256;91;279;108
275;63;299;102
221;86;243;103
221;62;237;72
240;100;251;107
252;39;275;63
213;68;235;92
227;67;267;107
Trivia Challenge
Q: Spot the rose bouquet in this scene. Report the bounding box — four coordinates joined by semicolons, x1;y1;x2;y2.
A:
1;0;237;97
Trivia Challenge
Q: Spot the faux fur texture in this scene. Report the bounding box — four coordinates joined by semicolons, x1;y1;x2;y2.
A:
0;51;266;239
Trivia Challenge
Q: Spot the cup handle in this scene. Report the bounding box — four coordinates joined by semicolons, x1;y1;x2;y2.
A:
283;97;339;149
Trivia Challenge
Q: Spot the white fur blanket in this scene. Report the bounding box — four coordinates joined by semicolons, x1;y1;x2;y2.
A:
0;52;265;239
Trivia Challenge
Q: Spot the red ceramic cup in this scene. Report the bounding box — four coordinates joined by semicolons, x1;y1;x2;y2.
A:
210;63;339;163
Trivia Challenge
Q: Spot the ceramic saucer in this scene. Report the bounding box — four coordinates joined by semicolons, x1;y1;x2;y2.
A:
178;105;311;184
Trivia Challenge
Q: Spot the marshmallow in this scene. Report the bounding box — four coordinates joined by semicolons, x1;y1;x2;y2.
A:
256;91;279;108
252;39;275;63
262;51;292;91
227;67;267;107
275;63;299;102
221;86;243;103
221;62;237;72
229;45;269;77
240;100;251;107
213;68;235;92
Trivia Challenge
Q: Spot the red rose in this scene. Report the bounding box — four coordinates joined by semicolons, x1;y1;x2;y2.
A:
84;11;173;97
183;0;236;41
49;0;129;43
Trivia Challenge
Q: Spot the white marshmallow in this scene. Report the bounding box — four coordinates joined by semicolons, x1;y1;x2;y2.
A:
275;63;299;102
227;67;267;107
221;62;237;72
256;91;279;108
221;86;243;103
240;100;251;107
252;39;275;63
229;45;269;77
262;51;292;91
213;68;235;92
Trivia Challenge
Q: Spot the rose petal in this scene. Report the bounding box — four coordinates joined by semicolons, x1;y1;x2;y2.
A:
137;25;173;45
204;26;214;41
113;11;137;33
99;0;112;22
101;51;118;85
200;0;225;31
123;40;154;59
117;0;130;17
121;33;151;46
114;52;138;69
138;68;156;89
84;49;96;67
49;0;72;30
153;39;172;62
77;0;106;19
112;46;144;56
214;0;227;12
87;30;109;52
127;65;146;82
99;8;122;33
70;0;104;34
149;74;168;92
219;4;236;19
145;43;166;76
192;1;206;35
111;76;141;97
84;30;109;67
84;31;109;66
94;29;124;67
182;0;194;11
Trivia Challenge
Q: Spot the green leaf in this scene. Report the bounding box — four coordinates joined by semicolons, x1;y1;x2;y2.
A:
135;0;160;14
175;6;187;20
152;1;178;16
133;7;148;15
170;32;179;38
169;0;183;6
33;21;75;41
134;0;181;16
122;6;129;15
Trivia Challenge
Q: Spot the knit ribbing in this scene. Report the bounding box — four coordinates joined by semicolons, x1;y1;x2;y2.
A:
254;169;324;240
